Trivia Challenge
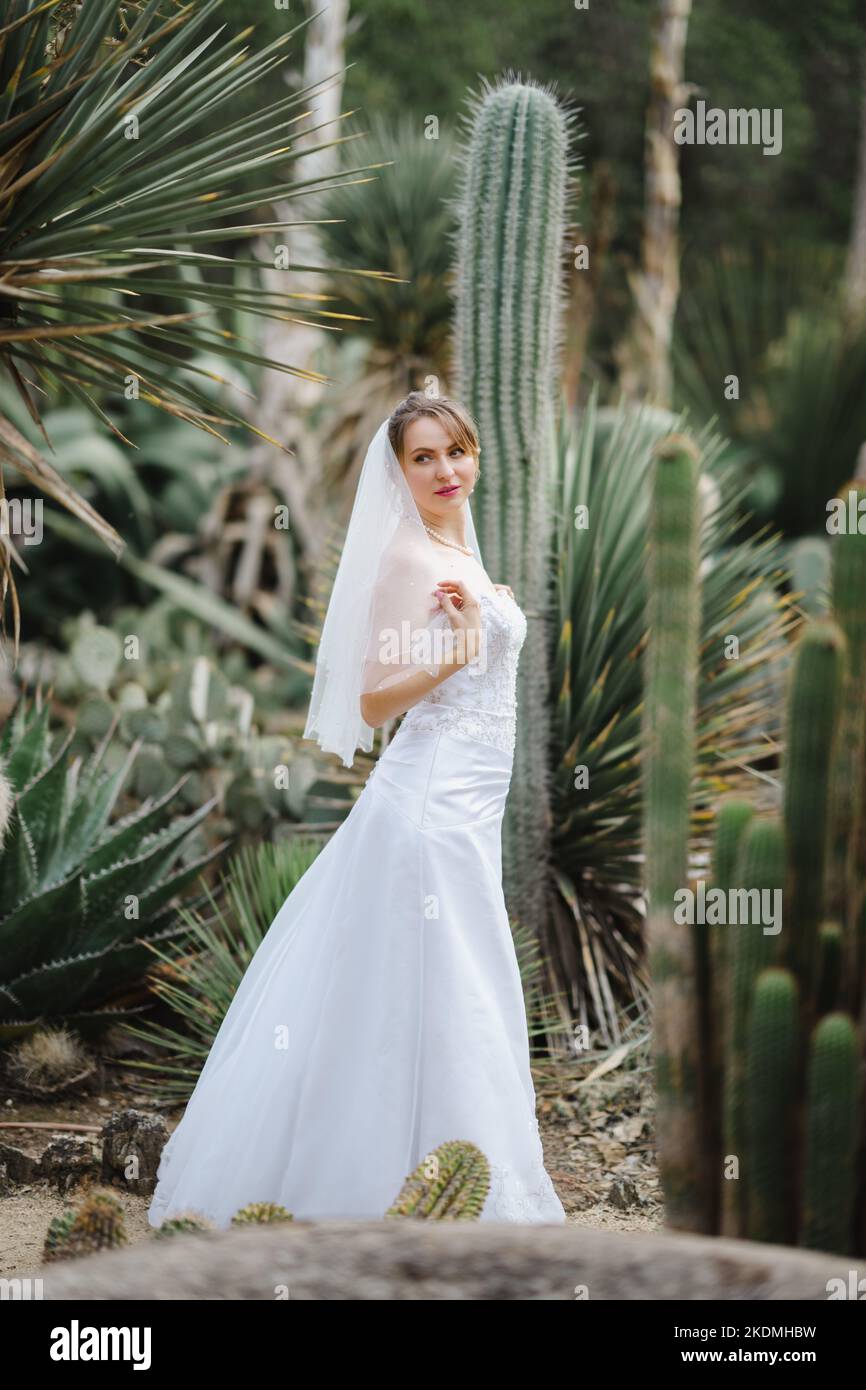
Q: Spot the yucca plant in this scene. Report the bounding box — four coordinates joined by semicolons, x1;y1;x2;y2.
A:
550;389;794;1041
0;696;228;1043
0;0;387;651
117;836;325;1101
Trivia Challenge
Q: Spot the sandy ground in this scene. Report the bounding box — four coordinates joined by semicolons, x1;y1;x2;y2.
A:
1;1054;661;1279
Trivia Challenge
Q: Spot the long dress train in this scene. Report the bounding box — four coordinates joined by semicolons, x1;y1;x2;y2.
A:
147;591;566;1227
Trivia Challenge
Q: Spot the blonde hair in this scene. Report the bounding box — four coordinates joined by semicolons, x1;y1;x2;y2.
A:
387;392;479;464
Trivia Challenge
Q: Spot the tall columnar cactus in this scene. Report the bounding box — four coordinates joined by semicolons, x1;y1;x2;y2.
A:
826;480;866;993
782;620;845;1005
706;797;754;1233
645;471;866;1256
451;76;578;935
816;920;843;1015
642;433;705;1229
744;968;799;1245
385;1140;491;1220
799;1013;859;1254
721;817;786;1237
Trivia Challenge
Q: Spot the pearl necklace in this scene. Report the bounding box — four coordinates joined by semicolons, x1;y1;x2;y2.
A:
422;521;474;556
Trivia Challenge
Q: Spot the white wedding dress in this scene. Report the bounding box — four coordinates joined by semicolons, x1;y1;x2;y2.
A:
148;589;566;1228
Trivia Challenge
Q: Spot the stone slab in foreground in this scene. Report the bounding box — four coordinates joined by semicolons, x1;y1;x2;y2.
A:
13;1221;864;1300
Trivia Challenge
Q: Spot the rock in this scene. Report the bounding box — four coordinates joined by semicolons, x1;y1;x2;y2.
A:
0;1140;41;1187
100;1109;169;1195
19;1221;861;1301
608;1176;644;1210
38;1135;99;1195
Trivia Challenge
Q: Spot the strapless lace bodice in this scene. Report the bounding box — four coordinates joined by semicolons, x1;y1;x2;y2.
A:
397;592;527;756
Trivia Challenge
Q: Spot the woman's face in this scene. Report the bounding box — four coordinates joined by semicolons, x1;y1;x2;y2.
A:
399;416;477;523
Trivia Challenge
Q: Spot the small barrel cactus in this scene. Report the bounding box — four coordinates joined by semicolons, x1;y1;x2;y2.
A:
153;1211;217;1238
231;1202;295;1225
42;1188;127;1262
386;1140;491;1220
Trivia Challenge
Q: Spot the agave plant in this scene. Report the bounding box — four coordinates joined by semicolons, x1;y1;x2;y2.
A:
0;696;229;1043
0;0;386;650
549;389;795;1042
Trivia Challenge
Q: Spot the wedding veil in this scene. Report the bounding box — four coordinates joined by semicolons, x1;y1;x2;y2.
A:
303;416;483;768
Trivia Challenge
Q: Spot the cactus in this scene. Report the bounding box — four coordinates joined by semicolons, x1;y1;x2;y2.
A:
816;921;843;1015
43;1207;78;1263
826;481;866;993
642;456;866;1257
58;626;325;836
153;1212;216;1238
782;619;845;1001
385;1140;491;1220
799;1013;859;1254
42;1188;127;1262
69;622;123;693
642;433;705;1230
452;75;576;939
744;968;799;1245
721;817;786;1237
231;1201;295;1225
706;798;755;1233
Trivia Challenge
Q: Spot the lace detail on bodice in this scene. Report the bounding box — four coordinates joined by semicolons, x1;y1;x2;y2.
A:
397;593;527;756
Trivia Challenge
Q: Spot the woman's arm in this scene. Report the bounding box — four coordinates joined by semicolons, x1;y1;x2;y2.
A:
360;578;481;728
360;653;466;728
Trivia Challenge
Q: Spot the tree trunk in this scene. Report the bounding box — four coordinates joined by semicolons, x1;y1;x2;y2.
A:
844;45;866;326
248;0;352;580
617;0;693;406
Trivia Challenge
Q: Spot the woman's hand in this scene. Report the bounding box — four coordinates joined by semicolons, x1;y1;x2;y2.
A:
434;579;483;667
493;583;514;601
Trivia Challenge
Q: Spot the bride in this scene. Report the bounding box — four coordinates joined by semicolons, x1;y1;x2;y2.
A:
148;392;566;1228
